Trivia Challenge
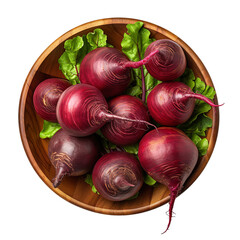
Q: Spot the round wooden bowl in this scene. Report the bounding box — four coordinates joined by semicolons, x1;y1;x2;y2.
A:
19;18;219;215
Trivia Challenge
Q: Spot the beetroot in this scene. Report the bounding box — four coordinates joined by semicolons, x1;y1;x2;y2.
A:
138;127;199;233
101;95;151;146
56;83;155;137
33;78;71;122
147;81;222;126
48;129;100;188
92;151;143;201
144;39;187;81
80;47;158;98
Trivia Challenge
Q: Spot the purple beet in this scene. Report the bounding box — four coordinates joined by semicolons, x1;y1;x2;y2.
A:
144;39;187;81
147;81;222;126
138;127;199;233
80;47;158;98
92;151;143;201
101;95;151;146
48;129;100;188
33;78;71;122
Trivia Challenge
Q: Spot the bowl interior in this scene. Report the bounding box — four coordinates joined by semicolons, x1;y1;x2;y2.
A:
19;18;219;215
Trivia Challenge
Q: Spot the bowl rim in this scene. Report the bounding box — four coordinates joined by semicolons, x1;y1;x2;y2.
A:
18;17;219;215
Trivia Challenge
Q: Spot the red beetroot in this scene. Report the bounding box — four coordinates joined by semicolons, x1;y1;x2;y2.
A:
147;81;222;126
101;95;151;146
92;151;143;201
138;127;199;233
144;39;187;81
80;47;158;98
33;78;71;122
48;129;100;188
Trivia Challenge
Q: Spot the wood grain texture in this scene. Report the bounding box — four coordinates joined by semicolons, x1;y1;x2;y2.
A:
18;18;219;215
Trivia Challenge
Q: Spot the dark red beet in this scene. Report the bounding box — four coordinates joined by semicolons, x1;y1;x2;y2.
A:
147;81;222;126
138;127;198;233
92;151;143;201
80;47;158;98
48;129;100;188
101;95;151;146
56;84;156;137
144;39;187;81
33;78;71;122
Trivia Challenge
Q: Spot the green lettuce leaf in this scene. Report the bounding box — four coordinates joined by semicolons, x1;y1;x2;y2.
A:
87;28;109;50
125;85;142;97
190;134;209;156
39;120;61;139
127;192;139;200
84;174;99;194
58;36;83;85
177;69;216;155
123;143;139;155
96;130;140;156
176;67;195;90
196;138;209;156
144;174;156;186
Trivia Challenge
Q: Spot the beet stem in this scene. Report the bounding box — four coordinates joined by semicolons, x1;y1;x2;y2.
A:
123;50;159;69
103;112;158;131
75;65;81;82
115;146;126;152
185;93;224;107
137;49;146;103
162;183;181;234
141;65;146;103
52;164;70;188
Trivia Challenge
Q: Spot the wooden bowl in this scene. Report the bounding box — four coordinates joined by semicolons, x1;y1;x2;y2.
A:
19;18;219;215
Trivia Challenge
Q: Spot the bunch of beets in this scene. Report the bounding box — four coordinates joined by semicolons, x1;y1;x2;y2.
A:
33;39;221;233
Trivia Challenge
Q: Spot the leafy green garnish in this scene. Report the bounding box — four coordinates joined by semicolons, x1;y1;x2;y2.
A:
87;28;112;50
127;192;139;200
191;134;209;156
123;143;139;155
96;130;140;156
121;21;161;101
39;120;61;139
58;36;84;85
177;68;216;155
58;29;112;85
125;85;142;98
84;174;99;194
144;174;157;186
176;67;195;90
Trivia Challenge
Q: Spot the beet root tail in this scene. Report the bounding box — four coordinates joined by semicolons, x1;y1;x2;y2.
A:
186;93;224;107
104;112;158;131
114;176;135;191
52;164;70;188
162;183;181;234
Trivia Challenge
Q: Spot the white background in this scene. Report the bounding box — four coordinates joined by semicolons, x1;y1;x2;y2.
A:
1;0;239;239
